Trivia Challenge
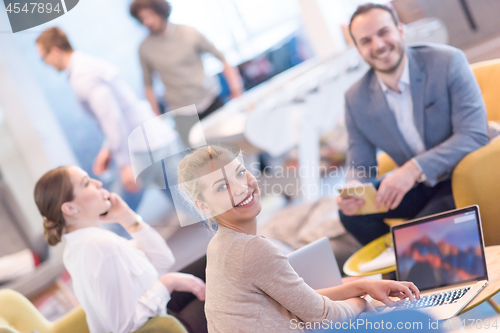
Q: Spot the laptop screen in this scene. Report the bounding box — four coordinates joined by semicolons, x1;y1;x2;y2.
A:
393;206;488;291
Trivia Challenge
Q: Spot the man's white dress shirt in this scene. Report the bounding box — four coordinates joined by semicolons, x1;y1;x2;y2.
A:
67;51;177;167
63;225;175;333
376;57;427;180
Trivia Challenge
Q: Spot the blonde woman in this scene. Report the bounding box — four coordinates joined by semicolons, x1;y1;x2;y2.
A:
177;145;420;333
34;166;206;333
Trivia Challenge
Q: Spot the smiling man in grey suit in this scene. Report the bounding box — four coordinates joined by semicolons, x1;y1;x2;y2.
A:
337;3;489;245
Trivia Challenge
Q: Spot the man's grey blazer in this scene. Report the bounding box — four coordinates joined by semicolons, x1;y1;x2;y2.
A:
345;44;489;186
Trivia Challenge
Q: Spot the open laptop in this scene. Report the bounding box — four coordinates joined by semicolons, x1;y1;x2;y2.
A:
287;237;343;289
385;205;488;319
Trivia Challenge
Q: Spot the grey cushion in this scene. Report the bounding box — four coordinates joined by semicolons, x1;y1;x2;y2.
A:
0;179;60;298
1;260;65;299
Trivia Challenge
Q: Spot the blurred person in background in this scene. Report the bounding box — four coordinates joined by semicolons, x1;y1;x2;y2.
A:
130;0;244;145
36;27;178;211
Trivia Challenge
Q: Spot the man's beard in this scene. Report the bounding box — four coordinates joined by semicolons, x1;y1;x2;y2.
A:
370;42;405;74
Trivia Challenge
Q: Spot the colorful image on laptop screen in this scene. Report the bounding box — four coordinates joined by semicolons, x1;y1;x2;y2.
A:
394;210;485;291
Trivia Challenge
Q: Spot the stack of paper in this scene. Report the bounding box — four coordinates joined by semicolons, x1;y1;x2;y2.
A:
358;247;396;273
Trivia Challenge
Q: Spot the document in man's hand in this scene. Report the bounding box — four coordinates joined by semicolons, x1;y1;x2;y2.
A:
338;183;388;215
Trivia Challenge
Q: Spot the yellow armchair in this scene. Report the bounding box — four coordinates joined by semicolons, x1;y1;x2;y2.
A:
470;59;500;122
452;139;500;246
0;288;87;333
376;141;500;246
0;289;187;333
376;152;398;177
51;307;89;333
133;316;188;333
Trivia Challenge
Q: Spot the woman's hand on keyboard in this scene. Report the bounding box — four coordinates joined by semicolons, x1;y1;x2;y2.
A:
358;280;420;307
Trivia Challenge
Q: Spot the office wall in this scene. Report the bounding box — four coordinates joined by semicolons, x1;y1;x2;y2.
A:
418;0;500;48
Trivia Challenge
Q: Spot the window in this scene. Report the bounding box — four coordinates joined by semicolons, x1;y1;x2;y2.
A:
169;0;302;67
232;0;301;37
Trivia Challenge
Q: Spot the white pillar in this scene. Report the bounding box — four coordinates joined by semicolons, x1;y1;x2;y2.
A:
0;34;77;235
298;108;321;202
297;0;348;59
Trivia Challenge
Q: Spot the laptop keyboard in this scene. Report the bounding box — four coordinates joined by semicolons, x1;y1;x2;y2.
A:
396;287;471;310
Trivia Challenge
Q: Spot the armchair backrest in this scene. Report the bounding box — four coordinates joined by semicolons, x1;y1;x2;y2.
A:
51;307;89;333
0;326;19;333
0;173;48;261
376;152;398;177
452;139;500;246
0;289;89;333
0;289;52;333
471;59;500;122
0;289;187;333
453;59;500;246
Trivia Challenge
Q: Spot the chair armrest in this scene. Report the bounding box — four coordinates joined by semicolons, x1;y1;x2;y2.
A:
0;325;19;333
0;289;51;332
52;307;89;333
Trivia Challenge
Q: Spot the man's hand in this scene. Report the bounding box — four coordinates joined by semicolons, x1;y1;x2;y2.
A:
120;165;140;193
357;279;420;307
223;61;244;100
230;86;243;99
337;195;365;216
145;86;161;116
375;161;422;211
93;148;111;176
337;180;365;216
